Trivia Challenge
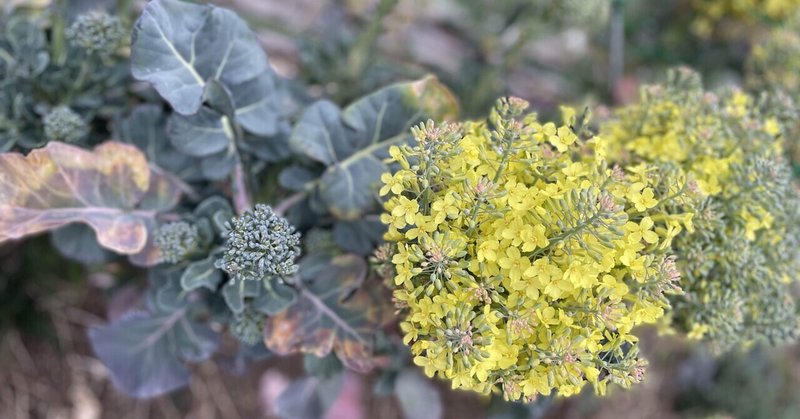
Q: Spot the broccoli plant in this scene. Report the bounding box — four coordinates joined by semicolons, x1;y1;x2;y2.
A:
0;7;128;151
0;0;458;404
0;0;798;416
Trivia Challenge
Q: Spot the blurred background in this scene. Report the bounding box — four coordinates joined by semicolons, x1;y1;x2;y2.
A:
2;0;800;418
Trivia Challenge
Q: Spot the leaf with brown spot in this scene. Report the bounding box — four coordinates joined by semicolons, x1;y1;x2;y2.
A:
264;253;393;372
0;141;182;264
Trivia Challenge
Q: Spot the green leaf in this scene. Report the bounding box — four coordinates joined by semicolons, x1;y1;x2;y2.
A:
279;164;320;191
131;0;267;115
193;196;234;235
289;76;458;219
395;369;443;419
221;276;297;316
222;279;262;315
114;104;202;181
181;255;223;292
203;79;237;118
291;101;349;166
167;81;286;165
252;277;297;315
200;150;237;180
0;141;182;265
51;223;115;265
194;196;234;220
263;253;393;372
155;275;188;312
88;309;220;398
333;219;385;255
167;107;234;157
239;129;293;163
146;266;189;312
230;72;281;137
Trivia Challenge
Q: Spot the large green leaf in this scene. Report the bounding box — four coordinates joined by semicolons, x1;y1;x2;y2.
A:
0;141;182;265
114;104;202;181
199;149;238;181
239;128;293;163
132;0;290;178
332;219;385;255
88;309;220;398
166;72;286;154
167;106;234;157
289;76;458;219
131;0;268;115
229;72;281;137
279;164;321;191
165;85;287;180
263;253;393;372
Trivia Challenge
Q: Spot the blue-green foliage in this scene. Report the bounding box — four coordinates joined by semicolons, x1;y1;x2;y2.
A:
77;0;455;401
0;10;128;151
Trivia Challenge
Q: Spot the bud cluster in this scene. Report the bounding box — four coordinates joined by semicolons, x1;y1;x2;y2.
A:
43;106;88;143
154;221;201;264
66;12;126;57
216;204;301;281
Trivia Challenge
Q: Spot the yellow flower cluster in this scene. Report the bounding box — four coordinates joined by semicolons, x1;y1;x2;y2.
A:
691;0;800;36
380;98;685;400
601;68;800;351
747;24;800;96
746;18;800;166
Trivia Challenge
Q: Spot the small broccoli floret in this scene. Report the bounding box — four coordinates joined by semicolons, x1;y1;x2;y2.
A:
43;106;88;143
216;204;301;281
231;307;266;345
66;12;125;56
155;221;201;264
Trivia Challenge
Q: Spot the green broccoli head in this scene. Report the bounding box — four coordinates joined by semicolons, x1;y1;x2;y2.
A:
42;106;88;143
216;204;301;281
231;307;266;345
66;12;125;57
155;221;201;264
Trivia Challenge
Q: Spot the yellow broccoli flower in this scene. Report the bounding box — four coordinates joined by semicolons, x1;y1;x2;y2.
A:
382;98;682;400
601;67;800;351
626;217;659;244
627;183;658;212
